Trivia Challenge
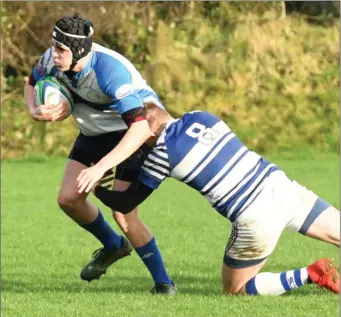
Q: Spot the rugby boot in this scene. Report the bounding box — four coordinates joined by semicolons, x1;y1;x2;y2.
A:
81;236;132;282
151;281;177;295
307;258;340;294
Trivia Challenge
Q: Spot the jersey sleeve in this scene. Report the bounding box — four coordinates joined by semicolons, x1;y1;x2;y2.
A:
138;142;171;189
95;57;143;114
113;83;143;115
29;48;58;85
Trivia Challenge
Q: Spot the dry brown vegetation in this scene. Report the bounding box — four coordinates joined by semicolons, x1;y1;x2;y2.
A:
1;2;339;158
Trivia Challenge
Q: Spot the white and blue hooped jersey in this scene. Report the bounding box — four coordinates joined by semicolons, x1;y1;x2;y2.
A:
138;111;279;222
32;43;163;136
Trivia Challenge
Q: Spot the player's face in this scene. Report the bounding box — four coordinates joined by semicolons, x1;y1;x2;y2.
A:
52;44;73;71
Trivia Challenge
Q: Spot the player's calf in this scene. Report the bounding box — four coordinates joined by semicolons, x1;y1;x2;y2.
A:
222;257;340;296
242;258;340;296
111;181;174;293
113;210;175;293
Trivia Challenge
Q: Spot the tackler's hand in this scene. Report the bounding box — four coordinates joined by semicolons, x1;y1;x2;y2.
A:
77;164;107;194
91;164;115;194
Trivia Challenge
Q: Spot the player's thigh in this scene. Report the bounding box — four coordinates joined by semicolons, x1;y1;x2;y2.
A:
283;177;339;247
305;206;340;247
59;134;106;204
222;207;285;293
222;220;282;294
60;132;122;203
58;159;89;204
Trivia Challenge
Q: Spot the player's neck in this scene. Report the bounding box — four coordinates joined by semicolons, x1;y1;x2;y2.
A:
146;118;170;147
154;118;171;138
72;54;91;72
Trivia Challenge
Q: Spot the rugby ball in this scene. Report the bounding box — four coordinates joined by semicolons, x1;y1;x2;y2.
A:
34;76;73;117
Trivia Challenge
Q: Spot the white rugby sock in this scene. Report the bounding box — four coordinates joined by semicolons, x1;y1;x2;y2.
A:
245;267;310;295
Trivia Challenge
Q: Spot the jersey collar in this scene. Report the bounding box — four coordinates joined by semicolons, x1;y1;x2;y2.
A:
72;48;96;80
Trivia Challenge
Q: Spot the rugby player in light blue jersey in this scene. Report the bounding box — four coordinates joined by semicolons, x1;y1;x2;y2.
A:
94;102;340;295
24;15;176;295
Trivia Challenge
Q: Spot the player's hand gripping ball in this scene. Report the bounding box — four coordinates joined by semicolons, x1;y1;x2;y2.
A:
34;76;73;118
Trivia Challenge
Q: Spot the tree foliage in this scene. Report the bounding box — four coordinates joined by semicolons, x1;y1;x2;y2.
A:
2;2;339;158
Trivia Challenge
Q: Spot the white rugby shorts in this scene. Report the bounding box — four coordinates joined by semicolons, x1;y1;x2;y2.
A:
223;170;331;268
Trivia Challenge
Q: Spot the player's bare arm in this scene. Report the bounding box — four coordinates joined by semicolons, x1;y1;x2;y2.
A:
98;120;153;170
77;110;154;193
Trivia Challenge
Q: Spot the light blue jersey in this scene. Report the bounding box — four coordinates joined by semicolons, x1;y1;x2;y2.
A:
33;43;163;136
138;111;279;221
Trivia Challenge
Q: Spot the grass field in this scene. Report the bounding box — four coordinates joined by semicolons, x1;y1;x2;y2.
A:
1;153;340;317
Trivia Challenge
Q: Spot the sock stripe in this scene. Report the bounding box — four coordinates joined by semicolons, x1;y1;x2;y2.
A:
246;270;307;296
245;277;258;295
294;269;303;287
280;272;291;291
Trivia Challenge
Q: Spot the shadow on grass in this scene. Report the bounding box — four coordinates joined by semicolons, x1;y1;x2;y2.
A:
2;272;334;297
2;274;220;295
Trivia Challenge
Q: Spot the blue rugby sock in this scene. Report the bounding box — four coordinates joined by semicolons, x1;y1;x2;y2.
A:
81;210;122;250
135;237;172;285
245;267;309;296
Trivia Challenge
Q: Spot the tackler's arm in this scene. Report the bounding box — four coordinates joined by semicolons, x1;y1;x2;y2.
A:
94;181;154;214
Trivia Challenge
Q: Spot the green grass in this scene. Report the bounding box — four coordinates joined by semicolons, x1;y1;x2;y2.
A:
1;154;340;317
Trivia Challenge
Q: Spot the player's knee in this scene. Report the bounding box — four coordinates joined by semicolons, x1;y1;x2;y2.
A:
57;191;81;212
222;283;244;295
222;279;245;295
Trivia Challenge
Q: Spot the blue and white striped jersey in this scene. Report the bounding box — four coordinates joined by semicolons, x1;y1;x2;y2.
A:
138;111;279;222
33;43;163;136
